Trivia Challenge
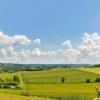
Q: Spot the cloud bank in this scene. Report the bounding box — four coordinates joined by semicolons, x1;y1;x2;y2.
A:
0;32;100;64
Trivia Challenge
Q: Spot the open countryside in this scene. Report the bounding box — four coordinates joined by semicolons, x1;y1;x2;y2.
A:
0;0;100;100
0;65;100;100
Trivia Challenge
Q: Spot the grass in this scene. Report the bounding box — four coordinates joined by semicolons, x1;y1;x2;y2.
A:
0;94;55;100
79;68;100;75
58;95;92;100
18;68;100;99
21;68;100;84
0;68;99;99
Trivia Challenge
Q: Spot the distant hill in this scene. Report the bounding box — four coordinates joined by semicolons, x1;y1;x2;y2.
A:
0;63;90;72
89;64;100;68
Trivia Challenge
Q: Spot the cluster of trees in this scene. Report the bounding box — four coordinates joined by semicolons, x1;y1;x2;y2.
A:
86;77;100;83
0;75;20;89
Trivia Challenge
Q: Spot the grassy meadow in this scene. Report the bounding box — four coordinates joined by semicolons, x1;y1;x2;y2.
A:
0;68;99;99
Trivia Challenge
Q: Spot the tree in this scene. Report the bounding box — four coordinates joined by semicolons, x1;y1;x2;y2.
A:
86;79;91;83
61;77;65;83
95;77;100;82
13;75;20;83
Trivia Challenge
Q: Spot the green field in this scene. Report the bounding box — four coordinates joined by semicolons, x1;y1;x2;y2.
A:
21;68;100;84
0;94;54;100
0;68;100;100
20;68;100;99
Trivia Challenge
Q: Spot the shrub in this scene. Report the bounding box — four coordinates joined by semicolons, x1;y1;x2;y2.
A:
7;82;17;86
3;85;9;88
86;78;91;83
61;77;65;83
95;77;100;82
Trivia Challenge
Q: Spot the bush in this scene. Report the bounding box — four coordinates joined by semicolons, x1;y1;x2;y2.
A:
61;77;65;83
7;82;17;86
95;77;100;82
3;85;9;88
86;79;91;83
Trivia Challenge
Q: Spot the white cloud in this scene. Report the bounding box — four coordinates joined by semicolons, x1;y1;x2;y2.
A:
62;40;72;48
32;48;57;57
13;35;31;45
1;31;100;64
60;32;100;64
33;38;41;45
0;32;31;48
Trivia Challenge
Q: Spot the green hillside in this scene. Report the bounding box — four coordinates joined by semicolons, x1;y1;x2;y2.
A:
0;68;99;100
21;68;100;84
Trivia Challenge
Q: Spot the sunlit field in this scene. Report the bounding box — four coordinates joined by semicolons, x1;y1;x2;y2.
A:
79;68;100;75
0;68;99;100
0;94;54;100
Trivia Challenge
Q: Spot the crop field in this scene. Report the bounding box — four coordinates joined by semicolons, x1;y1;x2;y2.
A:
21;68;100;84
0;68;100;100
0;94;54;100
79;68;100;75
20;68;100;99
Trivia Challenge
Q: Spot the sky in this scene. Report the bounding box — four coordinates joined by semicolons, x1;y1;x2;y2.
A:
0;0;100;64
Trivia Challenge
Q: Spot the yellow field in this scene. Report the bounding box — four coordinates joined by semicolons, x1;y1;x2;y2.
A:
79;68;100;74
0;68;100;99
0;94;55;100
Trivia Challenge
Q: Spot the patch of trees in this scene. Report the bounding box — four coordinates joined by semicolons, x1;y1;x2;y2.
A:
86;77;100;83
0;75;20;89
90;64;100;68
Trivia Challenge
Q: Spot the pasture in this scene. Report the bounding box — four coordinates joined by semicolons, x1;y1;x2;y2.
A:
21;68;100;84
0;68;100;99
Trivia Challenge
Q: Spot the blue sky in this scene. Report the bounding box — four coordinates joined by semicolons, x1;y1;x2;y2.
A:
0;0;100;64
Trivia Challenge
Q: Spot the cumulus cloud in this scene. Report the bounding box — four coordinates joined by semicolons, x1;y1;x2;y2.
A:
0;31;100;64
13;35;31;45
0;32;31;48
33;38;41;45
62;40;72;48
78;32;100;63
32;48;57;57
61;32;100;64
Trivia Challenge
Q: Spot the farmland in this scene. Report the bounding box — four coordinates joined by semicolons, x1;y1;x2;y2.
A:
79;68;100;75
21;68;100;84
0;94;54;100
0;68;100;100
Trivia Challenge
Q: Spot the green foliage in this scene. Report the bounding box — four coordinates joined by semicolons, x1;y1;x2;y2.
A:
97;92;100;97
95;77;100;82
13;75;20;83
61;77;65;83
86;79;91;83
